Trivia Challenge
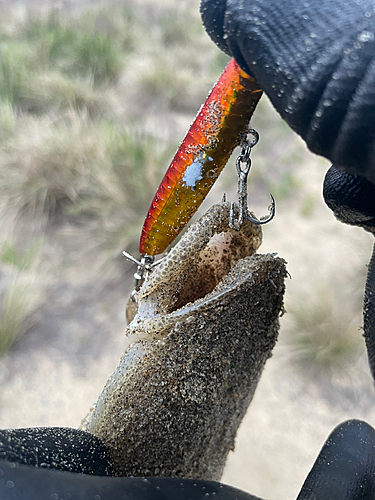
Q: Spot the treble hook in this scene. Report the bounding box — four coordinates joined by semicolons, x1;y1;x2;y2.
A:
122;252;161;302
229;129;275;231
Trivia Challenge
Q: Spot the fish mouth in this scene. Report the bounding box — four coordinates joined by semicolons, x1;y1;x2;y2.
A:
129;202;262;324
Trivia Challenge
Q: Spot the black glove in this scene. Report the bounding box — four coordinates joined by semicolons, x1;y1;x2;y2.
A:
200;0;375;230
201;0;375;377
1;421;375;499
201;0;375;185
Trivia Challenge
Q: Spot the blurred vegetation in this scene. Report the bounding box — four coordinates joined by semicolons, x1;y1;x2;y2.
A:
0;240;43;355
285;285;363;372
0;0;368;377
0;0;225;353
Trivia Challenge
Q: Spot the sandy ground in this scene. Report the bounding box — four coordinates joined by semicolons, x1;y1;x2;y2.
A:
1;1;375;499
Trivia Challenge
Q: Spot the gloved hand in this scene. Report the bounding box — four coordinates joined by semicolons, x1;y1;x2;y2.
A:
200;0;375;229
200;0;375;377
201;0;375;185
1;420;374;499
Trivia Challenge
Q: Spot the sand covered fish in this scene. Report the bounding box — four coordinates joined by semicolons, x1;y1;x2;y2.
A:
82;202;287;480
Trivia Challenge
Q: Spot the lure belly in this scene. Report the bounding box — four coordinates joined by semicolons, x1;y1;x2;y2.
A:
139;58;262;256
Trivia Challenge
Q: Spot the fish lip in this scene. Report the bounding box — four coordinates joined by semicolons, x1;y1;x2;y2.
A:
127;253;265;336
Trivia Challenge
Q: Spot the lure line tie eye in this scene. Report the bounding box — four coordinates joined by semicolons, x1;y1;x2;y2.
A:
229;128;275;231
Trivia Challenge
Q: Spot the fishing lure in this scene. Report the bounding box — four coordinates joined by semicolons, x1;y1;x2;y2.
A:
124;58;275;296
140;57;268;257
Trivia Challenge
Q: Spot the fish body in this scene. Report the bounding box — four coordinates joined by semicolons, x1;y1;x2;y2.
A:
139;58;262;256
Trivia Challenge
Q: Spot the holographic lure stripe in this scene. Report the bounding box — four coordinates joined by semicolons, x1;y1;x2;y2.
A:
139;58;262;256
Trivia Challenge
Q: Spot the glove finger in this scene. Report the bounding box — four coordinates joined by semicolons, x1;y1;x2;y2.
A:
363;242;375;381
297;419;375;499
323;165;375;234
201;0;375;185
323;166;375;378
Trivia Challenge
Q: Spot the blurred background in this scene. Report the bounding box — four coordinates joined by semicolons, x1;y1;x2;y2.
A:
0;0;374;498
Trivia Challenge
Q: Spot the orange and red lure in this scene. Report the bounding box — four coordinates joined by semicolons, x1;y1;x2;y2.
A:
139;58;263;257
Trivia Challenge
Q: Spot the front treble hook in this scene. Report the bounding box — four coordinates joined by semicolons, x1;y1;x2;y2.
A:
122;252;161;302
229;128;275;231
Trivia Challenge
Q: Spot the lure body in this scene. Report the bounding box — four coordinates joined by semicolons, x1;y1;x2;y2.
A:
139;58;262;256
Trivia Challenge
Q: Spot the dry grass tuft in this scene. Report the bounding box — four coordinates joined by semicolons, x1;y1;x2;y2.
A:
285;285;363;371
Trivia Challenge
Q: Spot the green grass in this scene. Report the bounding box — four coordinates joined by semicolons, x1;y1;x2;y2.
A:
0;42;31;105
22;12;124;84
0;241;43;355
0;10;127;112
300;193;316;217
0;272;41;355
0;100;15;140
0;241;40;270
17;72;106;116
1;113;173;258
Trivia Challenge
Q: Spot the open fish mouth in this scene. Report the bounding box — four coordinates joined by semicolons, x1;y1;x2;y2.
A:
128;202;263;325
82;202;287;480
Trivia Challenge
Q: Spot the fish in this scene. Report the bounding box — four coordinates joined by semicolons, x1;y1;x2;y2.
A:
83;203;287;479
